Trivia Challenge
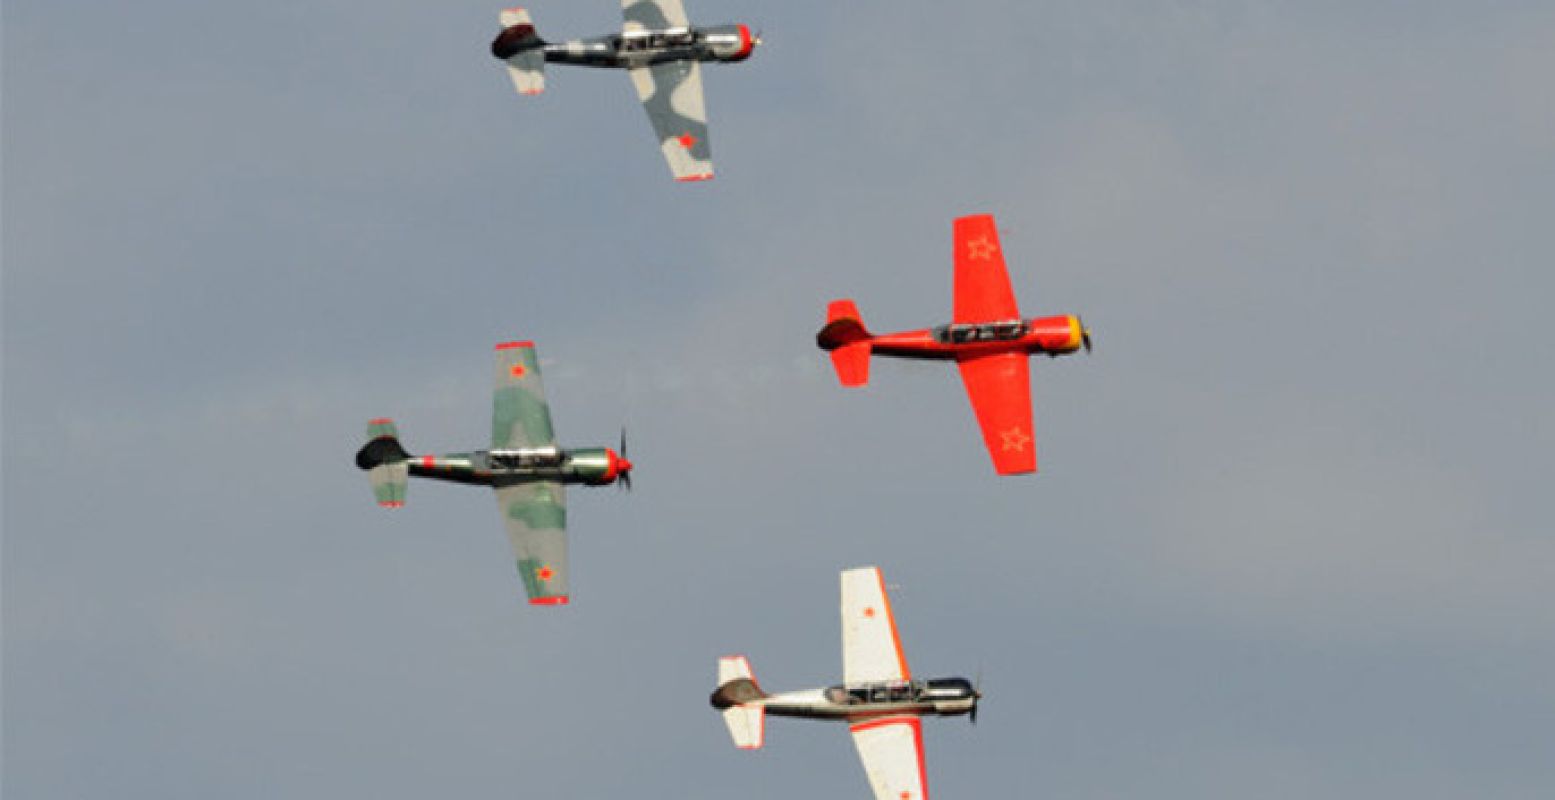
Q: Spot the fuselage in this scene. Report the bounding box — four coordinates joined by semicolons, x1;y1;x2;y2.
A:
406;446;630;488
716;678;978;723
867;314;1087;361
493;24;756;69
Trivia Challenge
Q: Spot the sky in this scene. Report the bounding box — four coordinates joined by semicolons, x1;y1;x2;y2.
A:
5;0;1555;797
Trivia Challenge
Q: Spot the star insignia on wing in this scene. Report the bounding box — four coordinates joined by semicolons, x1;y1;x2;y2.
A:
999;427;1032;452
509;363;527;378
863;606;876;619
676;133;698;150
535;565;555;582
967;236;999;261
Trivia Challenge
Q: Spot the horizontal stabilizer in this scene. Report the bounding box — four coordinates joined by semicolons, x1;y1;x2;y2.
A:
711;656;766;750
817;299;872;387
358;418;410;508
721;705;765;750
493;7;546;95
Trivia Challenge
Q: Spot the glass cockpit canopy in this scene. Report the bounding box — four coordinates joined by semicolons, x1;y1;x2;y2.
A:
932;320;1028;344
618;28;698;51
825;678;974;705
488;446;564;470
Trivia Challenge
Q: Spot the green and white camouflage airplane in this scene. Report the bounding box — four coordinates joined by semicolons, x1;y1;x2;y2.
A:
489;1;760;182
354;341;632;606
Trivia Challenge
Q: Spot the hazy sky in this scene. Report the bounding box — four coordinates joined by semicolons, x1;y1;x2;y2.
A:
5;1;1554;798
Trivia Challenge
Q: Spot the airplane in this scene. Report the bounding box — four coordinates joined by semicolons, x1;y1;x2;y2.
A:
489;1;760;182
711;566;980;800
353;340;633;606
816;213;1092;476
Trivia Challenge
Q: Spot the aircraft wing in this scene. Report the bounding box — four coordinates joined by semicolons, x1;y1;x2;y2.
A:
491;340;557;450
849;716;930;800
496;481;569;605
841;567;911;685
622;0;690;30
957;352;1037;475
953;214;1021;324
628;60;714;182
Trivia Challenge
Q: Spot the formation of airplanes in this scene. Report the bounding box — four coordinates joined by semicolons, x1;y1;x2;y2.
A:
350;3;1096;798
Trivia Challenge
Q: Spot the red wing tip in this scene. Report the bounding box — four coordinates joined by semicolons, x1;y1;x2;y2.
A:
997;467;1037;476
377;501;404;508
495;340;536;350
519;89;543;95
529;595;570;606
368;417;393;425
736;743;762;750
675;173;715;183
955;212;996;226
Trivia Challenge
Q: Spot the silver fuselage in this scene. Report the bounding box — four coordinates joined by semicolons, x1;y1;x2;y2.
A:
740;678;978;723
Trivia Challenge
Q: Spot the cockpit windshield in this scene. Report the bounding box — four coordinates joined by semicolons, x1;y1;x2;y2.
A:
618;28;698;52
828;681;926;705
488;447;564;470
933;320;1028;344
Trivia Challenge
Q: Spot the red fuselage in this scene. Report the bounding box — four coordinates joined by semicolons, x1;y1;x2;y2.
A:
865;315;1086;361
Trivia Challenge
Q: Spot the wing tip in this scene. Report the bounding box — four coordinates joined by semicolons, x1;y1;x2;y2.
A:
529;595;570;606
377;500;405;509
495;340;536;351
675;172;715;183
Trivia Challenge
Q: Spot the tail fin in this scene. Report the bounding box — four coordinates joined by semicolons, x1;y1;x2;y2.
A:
355;418;410;508
816;299;872;387
492;8;546;95
710;656;766;750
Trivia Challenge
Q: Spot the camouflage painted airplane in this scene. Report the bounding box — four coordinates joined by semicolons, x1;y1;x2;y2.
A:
489;1;760;182
816;214;1092;475
353;341;632;606
711;567;980;800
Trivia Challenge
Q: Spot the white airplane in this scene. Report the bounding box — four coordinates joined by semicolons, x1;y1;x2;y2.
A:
711;567;980;800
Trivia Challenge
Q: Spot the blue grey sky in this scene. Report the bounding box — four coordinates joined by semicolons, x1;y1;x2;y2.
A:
5;1;1554;797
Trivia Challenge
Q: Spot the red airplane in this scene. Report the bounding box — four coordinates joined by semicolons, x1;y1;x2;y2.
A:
816;214;1091;475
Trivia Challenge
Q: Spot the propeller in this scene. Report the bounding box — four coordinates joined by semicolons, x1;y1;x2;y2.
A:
754;29;765;47
970;669;984;725
1079;316;1093;353
617;427;633;491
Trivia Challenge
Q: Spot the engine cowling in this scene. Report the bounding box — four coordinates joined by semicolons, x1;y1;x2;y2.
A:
1027;315;1086;353
569;447;633;486
702;24;757;62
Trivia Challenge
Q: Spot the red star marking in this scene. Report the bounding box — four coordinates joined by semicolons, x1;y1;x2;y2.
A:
509;363;527;378
900;792;913;800
676;133;698;150
863;607;876;618
1000;426;1032;452
535;565;555;582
